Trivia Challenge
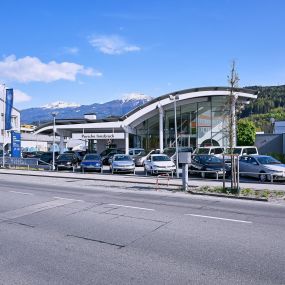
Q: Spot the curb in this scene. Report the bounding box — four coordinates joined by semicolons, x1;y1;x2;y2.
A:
187;190;268;202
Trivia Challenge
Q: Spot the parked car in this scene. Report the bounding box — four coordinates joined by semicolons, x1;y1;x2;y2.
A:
193;147;224;158
190;154;230;178
38;152;59;164
102;149;125;165
55;153;80;170
224;146;259;164
239;155;285;182
226;146;258;156
134;149;160;166
64;150;86;162
144;154;176;175
109;154;135;174
80;153;102;173
128;148;146;159
22;151;45;159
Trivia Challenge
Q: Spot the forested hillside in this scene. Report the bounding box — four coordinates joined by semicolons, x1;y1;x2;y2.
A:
240;85;285;132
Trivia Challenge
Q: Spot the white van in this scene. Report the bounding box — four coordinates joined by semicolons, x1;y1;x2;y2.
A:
227;146;258;156
193;147;225;158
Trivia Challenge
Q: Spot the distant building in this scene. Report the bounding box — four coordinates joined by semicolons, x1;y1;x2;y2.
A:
273;121;285;134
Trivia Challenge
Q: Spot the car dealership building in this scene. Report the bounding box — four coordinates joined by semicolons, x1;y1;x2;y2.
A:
35;87;258;154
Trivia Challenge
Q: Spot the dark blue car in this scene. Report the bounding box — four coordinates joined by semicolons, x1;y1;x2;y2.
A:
80;153;103;173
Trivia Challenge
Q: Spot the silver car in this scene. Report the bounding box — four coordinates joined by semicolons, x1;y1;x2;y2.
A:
110;154;135;174
239;155;285;182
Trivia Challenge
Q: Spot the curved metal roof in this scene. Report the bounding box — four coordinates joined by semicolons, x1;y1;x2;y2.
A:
34;86;258;134
121;86;258;120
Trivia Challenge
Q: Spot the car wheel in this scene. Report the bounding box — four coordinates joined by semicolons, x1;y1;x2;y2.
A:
259;172;268;182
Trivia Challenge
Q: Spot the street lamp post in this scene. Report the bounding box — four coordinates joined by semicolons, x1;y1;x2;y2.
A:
51;112;58;170
1;84;5;168
169;94;179;178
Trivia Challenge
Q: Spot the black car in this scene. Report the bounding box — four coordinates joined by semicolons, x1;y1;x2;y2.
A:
38;152;59;164
23;151;45;158
64;150;86;162
55;153;79;170
190;154;230;178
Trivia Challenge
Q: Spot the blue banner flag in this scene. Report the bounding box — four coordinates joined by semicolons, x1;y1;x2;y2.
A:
5;88;13;130
11;131;21;157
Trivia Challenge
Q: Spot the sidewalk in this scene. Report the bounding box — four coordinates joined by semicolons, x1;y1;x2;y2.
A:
1;168;285;191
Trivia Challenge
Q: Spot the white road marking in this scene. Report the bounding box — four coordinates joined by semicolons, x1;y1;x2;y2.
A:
9;191;34;196
0;198;76;220
185;213;252;224
53;196;84;202
108;203;155;211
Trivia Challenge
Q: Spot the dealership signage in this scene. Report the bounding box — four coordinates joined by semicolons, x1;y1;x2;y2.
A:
11;131;21;157
72;133;125;140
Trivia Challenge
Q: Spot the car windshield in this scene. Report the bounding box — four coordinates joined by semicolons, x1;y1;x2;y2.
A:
135;150;146;156
257;156;281;165
114;155;132;161
200;155;222;164
152;155;171;162
197;148;210;154
58;154;73;160
225;148;242;155
84;154;100;160
163;148;175;157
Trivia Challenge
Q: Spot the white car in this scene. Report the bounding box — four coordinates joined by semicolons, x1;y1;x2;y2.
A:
144;154;176;175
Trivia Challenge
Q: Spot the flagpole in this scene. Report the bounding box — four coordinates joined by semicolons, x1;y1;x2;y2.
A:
1;83;5;168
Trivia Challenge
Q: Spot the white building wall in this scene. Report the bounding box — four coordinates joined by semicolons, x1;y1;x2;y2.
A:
21;140;48;151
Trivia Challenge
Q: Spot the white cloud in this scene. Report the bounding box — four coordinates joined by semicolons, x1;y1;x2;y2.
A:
0;55;101;83
89;35;140;55
63;47;79;55
14;89;32;103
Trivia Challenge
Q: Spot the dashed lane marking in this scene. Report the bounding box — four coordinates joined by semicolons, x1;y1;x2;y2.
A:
108;203;155;211
185;213;252;224
9;191;34;196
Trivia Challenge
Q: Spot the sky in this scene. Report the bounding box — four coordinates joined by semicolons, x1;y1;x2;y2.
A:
0;0;285;109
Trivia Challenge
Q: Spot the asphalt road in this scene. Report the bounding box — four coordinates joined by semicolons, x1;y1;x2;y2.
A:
0;174;284;285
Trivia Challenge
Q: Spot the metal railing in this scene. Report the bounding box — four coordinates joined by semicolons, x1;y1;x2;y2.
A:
189;168;279;183
3;157;52;171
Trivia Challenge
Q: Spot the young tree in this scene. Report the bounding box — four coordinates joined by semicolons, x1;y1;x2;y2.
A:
237;119;256;146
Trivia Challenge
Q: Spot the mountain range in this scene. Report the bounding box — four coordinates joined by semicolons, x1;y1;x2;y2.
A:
21;94;153;125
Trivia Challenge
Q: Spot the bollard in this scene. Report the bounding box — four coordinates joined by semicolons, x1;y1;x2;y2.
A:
182;164;188;191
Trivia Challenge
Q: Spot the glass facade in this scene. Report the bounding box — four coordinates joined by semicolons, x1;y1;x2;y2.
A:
135;96;230;151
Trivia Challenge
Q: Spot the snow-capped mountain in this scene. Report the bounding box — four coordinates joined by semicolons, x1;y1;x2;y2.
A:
21;95;153;124
121;93;152;103
42;101;81;109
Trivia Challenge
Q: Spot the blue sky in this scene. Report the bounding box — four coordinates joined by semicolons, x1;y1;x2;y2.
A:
0;0;285;109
